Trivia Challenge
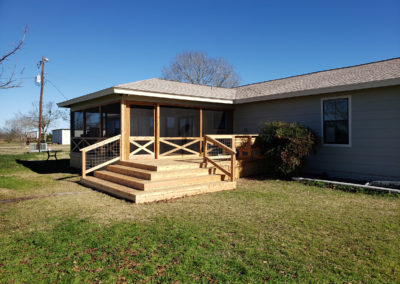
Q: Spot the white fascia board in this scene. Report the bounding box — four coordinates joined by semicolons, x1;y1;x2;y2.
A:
113;88;234;104
57;87;115;107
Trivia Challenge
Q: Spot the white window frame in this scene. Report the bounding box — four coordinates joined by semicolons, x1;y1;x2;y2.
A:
321;95;352;147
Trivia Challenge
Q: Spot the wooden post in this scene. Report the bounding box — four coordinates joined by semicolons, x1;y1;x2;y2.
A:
203;136;207;167
155;103;160;159
82;150;86;178
125;104;130;160
37;56;45;152
199;108;203;155
120;96;130;161
231;136;236;181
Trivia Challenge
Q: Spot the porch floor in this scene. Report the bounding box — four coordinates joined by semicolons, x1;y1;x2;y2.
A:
81;157;236;203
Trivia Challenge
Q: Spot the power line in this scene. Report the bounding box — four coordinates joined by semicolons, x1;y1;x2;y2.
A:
45;79;69;100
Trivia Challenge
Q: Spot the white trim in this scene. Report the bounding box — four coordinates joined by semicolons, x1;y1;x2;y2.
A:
320;95;352;147
57;87;115;107
113;88;234;104
58;87;234;108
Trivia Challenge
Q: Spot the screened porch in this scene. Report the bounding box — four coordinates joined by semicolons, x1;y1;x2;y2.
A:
70;100;234;159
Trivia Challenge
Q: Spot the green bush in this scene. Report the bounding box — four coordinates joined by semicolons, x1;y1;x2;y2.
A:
256;121;319;177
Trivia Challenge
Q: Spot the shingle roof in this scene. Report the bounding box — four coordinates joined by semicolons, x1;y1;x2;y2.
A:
234;57;400;103
58;58;400;107
116;78;236;100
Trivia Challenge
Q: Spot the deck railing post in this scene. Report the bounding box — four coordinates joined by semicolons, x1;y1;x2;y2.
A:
203;136;207;159
231;136;236;181
155;104;160;159
82;149;86;178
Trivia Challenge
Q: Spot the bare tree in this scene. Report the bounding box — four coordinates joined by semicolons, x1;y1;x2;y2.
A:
2;102;68;142
162;51;240;88
0;25;28;89
26;101;68;141
2;112;33;142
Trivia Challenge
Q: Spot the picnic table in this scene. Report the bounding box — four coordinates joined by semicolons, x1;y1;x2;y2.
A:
46;150;61;161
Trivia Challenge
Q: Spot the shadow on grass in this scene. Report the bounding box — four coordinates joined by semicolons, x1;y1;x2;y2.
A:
16;159;79;175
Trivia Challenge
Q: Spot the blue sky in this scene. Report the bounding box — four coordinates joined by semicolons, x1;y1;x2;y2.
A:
0;0;399;130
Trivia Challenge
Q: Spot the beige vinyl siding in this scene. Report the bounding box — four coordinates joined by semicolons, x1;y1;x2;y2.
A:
234;85;400;181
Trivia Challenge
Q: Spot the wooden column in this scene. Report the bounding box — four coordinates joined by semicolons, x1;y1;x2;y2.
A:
120;96;130;161
231;136;236;181
81;150;86;178
199;108;203;154
155;103;160;159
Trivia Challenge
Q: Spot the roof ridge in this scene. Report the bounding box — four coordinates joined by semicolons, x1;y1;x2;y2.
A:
115;78;150;87
235;57;400;89
152;78;234;90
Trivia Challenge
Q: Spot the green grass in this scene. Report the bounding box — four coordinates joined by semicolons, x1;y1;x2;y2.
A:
0;176;41;190
0;153;399;282
0;154;36;174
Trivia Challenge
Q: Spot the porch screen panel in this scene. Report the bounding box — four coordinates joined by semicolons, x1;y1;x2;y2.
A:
160;106;200;155
160;107;199;137
71;111;84;137
85;107;100;137
130;106;154;156
130;106;154;136
202;109;233;135
102;103;121;137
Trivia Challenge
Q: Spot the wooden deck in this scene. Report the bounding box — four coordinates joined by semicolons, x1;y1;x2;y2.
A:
80;158;236;203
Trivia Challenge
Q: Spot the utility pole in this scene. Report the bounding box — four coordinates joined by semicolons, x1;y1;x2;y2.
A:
37;56;46;152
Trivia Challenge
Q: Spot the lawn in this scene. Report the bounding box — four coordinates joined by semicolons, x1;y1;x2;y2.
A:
0;151;399;283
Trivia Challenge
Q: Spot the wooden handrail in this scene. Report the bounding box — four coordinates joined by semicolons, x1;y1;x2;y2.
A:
80;134;121;152
205;136;235;155
204;135;236;181
207;134;258;139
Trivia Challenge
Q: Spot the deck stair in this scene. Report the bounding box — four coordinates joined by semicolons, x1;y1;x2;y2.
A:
81;159;236;203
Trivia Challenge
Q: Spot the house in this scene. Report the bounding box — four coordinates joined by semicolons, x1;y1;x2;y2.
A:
52;129;71;145
58;58;400;202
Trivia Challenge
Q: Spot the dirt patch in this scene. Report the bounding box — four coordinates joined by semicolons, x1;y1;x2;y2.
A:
0;191;90;204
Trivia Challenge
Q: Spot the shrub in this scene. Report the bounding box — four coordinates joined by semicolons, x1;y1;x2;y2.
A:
255;121;319;177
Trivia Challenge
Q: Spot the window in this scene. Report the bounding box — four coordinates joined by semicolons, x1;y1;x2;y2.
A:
322;97;350;145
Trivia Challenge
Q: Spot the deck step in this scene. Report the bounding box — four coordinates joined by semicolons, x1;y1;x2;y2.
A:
81;176;236;203
107;164;210;180
81;176;138;202
94;170;223;191
120;160;200;172
134;181;236;203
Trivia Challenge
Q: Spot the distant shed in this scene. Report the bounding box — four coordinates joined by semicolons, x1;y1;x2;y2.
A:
52;129;70;145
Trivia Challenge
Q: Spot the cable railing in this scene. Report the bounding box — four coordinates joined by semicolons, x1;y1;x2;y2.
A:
80;134;121;178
